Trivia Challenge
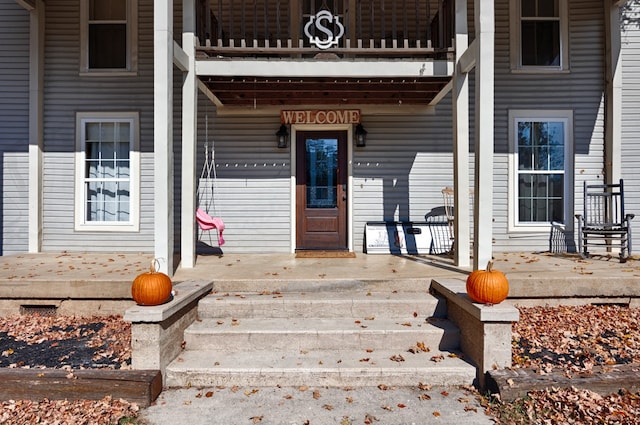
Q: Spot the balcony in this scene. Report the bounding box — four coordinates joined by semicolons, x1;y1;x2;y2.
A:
194;0;456;107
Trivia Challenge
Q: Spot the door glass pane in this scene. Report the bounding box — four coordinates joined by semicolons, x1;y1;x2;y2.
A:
305;138;338;208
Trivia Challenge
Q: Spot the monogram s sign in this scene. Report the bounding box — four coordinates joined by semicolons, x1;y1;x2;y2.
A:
304;10;345;50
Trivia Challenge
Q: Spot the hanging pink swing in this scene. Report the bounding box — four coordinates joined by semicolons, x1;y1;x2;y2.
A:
196;138;225;246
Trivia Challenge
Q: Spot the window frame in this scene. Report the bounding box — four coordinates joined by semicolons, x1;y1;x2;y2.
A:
508;109;573;233
509;0;569;73
74;112;140;232
80;0;138;75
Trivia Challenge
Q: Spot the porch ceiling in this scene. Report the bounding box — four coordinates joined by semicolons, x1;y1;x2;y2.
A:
200;76;452;106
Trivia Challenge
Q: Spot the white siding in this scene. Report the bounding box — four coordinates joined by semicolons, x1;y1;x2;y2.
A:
621;9;640;241
0;1;30;255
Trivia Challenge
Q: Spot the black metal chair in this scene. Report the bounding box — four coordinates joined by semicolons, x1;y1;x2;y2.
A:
575;179;635;262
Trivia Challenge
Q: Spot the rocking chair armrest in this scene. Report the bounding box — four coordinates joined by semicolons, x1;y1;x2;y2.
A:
626;213;635;221
575;214;583;222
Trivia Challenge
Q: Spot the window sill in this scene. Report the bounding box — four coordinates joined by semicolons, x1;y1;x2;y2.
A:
75;223;140;233
510;68;570;75
79;70;138;78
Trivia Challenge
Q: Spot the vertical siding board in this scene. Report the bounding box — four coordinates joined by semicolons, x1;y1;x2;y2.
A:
0;1;30;255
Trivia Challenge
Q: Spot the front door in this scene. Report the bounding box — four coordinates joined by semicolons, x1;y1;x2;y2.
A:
296;130;348;250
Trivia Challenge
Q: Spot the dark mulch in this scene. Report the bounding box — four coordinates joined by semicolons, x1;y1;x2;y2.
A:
0;315;131;370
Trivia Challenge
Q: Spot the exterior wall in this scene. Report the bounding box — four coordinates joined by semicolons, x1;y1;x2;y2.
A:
0;1;30;255
198;113;292;253
621;6;640;240
352;110;456;252
20;0;623;256
491;0;606;252
40;0;183;253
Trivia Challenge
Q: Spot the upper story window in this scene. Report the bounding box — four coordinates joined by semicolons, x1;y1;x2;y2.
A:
80;0;138;74
508;110;573;232
510;0;569;72
75;112;140;232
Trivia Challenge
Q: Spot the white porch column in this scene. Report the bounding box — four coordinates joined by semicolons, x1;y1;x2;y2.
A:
28;0;44;253
181;0;198;268
473;0;495;270
604;3;622;184
154;0;174;275
453;0;470;267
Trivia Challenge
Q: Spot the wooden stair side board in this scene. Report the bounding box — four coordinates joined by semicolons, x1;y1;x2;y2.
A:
0;369;162;407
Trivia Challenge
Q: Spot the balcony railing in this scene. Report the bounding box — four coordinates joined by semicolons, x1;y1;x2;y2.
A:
195;0;454;59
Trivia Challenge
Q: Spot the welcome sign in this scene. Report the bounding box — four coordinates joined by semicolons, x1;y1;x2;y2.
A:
280;109;361;125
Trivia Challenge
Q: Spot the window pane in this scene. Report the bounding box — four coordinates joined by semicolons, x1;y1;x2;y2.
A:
522;21;560;66
89;24;127;69
521;0;535;17
90;0;127;20
537;0;558;18
305;138;338;208
516;118;565;224
83;119;132;223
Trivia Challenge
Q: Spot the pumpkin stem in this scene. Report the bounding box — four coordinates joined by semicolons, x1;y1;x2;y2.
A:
150;259;160;274
486;260;494;272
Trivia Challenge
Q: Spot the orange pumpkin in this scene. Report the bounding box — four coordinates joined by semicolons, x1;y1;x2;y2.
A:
465;260;509;305
131;260;173;306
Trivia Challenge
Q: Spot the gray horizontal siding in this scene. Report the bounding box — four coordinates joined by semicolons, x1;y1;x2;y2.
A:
41;0;158;253
197;115;292;252
621;11;640;241
0;1;30;255
491;0;607;253
352;112;455;252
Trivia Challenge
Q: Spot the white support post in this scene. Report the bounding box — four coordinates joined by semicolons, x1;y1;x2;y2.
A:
181;0;197;269
28;0;44;253
604;3;622;184
453;0;470;267
154;0;175;275
473;0;495;271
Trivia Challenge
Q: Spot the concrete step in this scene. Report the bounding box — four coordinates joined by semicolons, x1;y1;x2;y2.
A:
198;291;446;319
164;348;476;388
184;317;460;352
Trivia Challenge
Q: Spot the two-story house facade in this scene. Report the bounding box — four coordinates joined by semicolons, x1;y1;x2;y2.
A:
1;0;638;275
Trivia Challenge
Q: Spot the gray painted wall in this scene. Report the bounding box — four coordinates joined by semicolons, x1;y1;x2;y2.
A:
0;1;30;255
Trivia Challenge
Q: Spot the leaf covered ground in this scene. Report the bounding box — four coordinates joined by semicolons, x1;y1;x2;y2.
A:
486;304;640;424
0;306;639;423
0;314;139;424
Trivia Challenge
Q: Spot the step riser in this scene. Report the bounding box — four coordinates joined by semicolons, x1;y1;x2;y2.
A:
184;330;460;352
164;369;475;388
198;298;446;319
210;279;431;294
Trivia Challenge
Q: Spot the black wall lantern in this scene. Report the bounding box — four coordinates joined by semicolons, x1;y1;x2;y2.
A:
354;123;367;147
276;124;289;148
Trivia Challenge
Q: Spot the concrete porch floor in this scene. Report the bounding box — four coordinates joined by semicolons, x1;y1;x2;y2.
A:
0;250;638;303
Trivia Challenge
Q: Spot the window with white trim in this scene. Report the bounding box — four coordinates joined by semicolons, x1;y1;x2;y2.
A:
80;0;138;74
510;0;568;71
508;110;572;232
75;112;140;231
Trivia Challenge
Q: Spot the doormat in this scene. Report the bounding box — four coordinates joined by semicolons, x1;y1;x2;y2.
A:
295;251;356;258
